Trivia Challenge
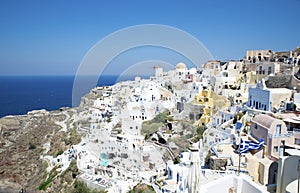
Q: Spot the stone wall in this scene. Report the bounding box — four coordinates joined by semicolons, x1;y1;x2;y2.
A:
265;75;292;89
209;156;228;170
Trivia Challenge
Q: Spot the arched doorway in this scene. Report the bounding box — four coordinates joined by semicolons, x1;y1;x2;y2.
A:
268;162;278;184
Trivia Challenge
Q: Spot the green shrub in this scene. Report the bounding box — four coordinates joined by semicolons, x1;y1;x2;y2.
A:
29;142;36;150
56;149;64;157
38;168;58;190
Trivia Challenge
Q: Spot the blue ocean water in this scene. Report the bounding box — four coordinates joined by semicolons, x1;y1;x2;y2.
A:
0;75;120;118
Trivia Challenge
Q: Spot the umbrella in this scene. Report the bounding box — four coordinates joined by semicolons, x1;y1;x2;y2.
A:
188;144;201;193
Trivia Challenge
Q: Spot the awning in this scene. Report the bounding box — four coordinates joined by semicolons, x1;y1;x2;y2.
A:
283;118;300;124
285;148;300;156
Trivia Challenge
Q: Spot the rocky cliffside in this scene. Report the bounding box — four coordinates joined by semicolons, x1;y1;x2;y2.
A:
0;108;80;193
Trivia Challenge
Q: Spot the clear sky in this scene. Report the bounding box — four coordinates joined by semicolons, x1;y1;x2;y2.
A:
0;0;299;76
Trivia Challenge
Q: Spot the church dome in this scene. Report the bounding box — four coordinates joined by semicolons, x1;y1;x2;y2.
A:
176;62;187;69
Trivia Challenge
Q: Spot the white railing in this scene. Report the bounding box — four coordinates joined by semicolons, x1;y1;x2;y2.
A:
268;133;293;138
201;169;235;177
293;128;300;133
220;118;234;129
210;146;235;166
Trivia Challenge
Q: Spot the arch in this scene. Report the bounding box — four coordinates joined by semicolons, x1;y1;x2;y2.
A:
268;161;278;185
253;57;257;63
222;71;229;77
158;137;167;144
258;53;262;61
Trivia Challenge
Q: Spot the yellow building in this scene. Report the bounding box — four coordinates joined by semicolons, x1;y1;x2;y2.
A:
194;90;229;126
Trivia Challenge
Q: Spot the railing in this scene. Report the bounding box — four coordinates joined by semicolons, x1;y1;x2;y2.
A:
211;146;235;166
201;169;235;177
293;128;300;133
220;118;233;129
268;133;293;138
153;142;175;160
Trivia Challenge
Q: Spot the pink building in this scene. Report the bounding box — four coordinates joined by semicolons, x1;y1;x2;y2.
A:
250;114;300;160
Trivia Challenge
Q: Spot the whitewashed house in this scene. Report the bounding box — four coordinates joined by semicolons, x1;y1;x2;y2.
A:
247;79;293;111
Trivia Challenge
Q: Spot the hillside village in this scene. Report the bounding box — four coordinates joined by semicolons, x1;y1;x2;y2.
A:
73;47;300;193
1;47;300;193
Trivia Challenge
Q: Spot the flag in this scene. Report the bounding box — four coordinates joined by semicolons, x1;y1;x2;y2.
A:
235;121;243;130
239;138;264;154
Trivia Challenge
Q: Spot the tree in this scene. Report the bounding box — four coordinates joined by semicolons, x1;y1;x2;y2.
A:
233;112;244;124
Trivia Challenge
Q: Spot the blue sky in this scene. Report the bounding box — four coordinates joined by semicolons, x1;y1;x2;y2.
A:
0;0;299;75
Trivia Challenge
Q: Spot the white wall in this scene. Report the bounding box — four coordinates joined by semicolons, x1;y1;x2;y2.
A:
248;87;271;111
276;155;300;193
200;174;269;193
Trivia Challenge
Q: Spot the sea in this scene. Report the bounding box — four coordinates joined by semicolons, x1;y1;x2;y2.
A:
0;75;139;118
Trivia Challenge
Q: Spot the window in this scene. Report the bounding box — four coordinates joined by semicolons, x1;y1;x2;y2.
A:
280;140;285;157
273;146;278;152
276;124;281;135
254;124;258;129
259;66;263;74
268;67;272;75
295;138;300;145
168;170;172;177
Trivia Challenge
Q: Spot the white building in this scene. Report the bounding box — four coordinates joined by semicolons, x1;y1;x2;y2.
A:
199;174;269;193
171;62;188;83
162;163;189;193
255;62;281;76
293;92;300;110
121;80;175;135
245;50;274;63
192;82;208;95
247;79;293;111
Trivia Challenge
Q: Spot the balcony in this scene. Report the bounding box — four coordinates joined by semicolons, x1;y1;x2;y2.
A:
268;133;293;138
293;128;300;133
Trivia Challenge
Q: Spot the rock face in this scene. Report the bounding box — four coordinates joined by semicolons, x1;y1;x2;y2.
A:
265;75;291;88
0;108;78;192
